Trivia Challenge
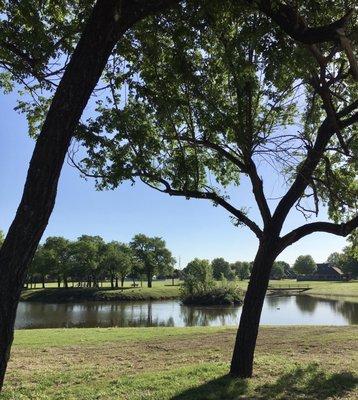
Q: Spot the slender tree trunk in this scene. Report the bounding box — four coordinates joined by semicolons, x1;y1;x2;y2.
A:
57;277;61;288
147;273;152;288
0;0;180;389
42;276;45;289
110;275;114;288
121;276;125;287
63;276;68;289
115;277;119;288
230;237;278;377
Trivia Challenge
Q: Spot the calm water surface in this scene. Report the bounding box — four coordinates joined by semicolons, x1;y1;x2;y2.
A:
15;295;358;329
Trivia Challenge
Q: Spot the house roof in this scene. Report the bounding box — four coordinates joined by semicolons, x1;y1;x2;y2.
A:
331;266;344;275
316;263;344;275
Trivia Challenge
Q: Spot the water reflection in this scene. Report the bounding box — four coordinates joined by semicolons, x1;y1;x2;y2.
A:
265;295;291;309
295;295;318;313
180;306;238;326
15;295;358;329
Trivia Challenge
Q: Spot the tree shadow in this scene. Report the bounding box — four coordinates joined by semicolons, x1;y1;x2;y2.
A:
171;364;358;400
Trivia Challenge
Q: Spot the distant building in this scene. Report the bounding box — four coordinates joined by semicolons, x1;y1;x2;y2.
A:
297;263;349;281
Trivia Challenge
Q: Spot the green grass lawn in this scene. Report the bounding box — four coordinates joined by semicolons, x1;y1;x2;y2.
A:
21;280;181;302
27;279;179;290
2;326;357;399
238;279;358;298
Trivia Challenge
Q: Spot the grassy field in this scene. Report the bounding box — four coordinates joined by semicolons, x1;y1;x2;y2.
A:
20;279;358;303
238;280;358;299
21;282;181;302
2;326;357;399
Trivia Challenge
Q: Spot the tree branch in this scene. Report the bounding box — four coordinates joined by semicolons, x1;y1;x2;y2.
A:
272;118;335;230
257;2;353;44
279;214;358;250
246;158;271;226
180;136;247;172
138;173;263;239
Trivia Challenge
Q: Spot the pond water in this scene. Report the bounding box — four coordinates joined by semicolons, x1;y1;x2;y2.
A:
15;295;358;329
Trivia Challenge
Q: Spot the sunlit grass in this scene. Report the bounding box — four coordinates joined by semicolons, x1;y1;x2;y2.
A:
2;326;357;399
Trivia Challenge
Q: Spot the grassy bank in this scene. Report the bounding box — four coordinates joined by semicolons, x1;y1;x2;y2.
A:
20;283;181;303
2;326;357;399
243;280;358;299
20;280;358;303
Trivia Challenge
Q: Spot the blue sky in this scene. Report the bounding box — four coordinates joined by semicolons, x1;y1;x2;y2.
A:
0;91;348;267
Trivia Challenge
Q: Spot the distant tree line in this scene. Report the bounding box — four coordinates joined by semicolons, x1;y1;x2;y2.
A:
183;257;296;283
7;227;356;289
290;235;358;278
327;234;358;278
27;234;175;289
2;228;303;288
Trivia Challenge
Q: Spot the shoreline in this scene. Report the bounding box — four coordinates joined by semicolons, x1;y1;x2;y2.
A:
20;286;182;303
20;280;358;303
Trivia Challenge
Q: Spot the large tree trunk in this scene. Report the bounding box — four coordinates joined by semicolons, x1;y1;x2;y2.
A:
0;0;179;390
230;238;278;377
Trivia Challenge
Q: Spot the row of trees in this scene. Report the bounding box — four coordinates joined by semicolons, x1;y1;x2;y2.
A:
28;234;174;289
211;257;294;281
7;227;356;287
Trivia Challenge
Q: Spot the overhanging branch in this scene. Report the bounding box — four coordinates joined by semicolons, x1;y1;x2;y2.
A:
138;173;263;239
278;214;358;250
257;2;353;44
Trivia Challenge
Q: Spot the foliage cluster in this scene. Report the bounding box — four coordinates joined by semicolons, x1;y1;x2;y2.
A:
293;255;317;275
28;233;174;289
327;236;358;278
180;258;243;305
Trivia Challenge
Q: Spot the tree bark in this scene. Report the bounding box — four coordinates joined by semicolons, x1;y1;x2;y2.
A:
0;0;179;390
230;237;278;377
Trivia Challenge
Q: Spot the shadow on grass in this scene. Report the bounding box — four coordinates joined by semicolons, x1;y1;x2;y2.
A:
171;364;358;400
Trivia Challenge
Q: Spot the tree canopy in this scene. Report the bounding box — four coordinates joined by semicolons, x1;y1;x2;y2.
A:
76;0;357;244
130;234;174;287
212;258;233;280
27;234;177;289
327;237;358;277
293;255;317;275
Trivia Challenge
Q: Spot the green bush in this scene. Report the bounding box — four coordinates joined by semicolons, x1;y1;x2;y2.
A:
181;285;243;306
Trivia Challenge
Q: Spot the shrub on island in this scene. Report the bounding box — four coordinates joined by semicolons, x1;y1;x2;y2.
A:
180;259;243;305
181;285;243;306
